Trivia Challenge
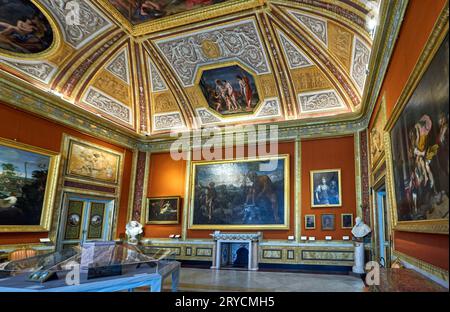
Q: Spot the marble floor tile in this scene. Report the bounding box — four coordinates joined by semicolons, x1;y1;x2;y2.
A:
163;268;365;292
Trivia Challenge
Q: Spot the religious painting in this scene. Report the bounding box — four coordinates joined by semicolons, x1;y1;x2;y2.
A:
189;156;289;230
304;214;315;230
341;213;353;229
387;33;449;234
310;169;342;207
0;0;53;55
199;65;260;116
321;214;335;231
0;138;60;232
146;197;180;224
108;0;228;25
370;96;386;169
66;138;122;185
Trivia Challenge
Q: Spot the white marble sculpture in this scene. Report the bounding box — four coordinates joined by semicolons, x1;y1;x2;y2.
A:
125;221;143;245
351;217;371;274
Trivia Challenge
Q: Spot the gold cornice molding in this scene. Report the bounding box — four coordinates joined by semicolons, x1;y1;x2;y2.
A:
0;71;140;149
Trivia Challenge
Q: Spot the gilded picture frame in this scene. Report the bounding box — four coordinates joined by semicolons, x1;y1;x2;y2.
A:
0;137;60;232
65;137;123;185
321;214;335;231
369;95;387;171
146;196;180;225
310;169;342;207
384;15;449;234
341;213;354;229
304;214;316;230
188;155;290;230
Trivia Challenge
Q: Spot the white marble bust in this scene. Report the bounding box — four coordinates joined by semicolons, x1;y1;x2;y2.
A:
125;221;143;245
351;217;371;239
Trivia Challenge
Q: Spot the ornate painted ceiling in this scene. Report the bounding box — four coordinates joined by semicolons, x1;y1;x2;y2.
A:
0;0;382;137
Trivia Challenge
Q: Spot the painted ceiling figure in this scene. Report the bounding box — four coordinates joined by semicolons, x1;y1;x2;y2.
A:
237;74;252;110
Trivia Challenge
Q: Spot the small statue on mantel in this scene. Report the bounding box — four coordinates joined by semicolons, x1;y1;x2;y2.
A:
351;217;371;274
125;221;143;245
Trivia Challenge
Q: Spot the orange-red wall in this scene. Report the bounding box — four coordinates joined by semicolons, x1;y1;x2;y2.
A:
368;0;449;270
146;153;186;238
301;136;356;239
0;103;132;245
146;137;357;241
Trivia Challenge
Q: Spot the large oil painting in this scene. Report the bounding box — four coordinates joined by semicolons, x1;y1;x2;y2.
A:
199;65;260;116
0;138;59;232
388;33;449;232
0;0;53;54
66;139;122;185
189;156;289;230
109;0;228;25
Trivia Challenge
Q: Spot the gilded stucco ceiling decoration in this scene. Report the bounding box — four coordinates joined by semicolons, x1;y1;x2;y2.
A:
0;0;381;137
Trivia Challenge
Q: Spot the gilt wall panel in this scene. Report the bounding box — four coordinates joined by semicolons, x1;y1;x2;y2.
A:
328;22;353;71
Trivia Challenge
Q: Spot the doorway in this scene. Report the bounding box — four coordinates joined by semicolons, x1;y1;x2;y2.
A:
374;185;390;267
58;194;115;250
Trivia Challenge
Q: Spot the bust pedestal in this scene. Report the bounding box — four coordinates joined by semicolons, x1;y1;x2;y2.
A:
352;241;365;274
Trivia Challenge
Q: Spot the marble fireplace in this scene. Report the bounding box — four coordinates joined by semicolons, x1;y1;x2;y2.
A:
210;231;262;271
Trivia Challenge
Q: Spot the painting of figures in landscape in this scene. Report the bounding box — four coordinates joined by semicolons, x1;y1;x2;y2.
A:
199;65;260;116
147;197;180;224
190;156;288;229
66;140;121;185
0;142;51;226
109;0;227;24
390;34;449;223
310;169;342;207
0;0;53;54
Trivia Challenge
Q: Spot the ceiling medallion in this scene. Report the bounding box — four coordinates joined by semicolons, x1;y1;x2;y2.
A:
201;39;221;59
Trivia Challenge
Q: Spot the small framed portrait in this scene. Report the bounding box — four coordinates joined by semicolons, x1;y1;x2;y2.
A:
310;169;342;207
341;213;354;229
146;197;180;224
321;214;335;231
304;215;316;229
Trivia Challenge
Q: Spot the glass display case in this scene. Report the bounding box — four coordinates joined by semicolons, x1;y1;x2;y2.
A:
0;242;176;284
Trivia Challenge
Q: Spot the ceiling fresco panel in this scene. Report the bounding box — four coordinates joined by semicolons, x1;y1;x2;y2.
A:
0;0;53;55
107;0;229;25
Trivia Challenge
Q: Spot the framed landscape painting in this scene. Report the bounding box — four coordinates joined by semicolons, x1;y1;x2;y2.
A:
146;197;180;224
386;30;449;234
310;169;342;207
189;156;289;230
0;138;60;232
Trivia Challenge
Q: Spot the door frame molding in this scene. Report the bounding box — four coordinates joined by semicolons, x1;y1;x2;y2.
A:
57;191;117;250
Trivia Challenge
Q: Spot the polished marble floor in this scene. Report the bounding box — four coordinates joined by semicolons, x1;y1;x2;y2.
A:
163;268;365;292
